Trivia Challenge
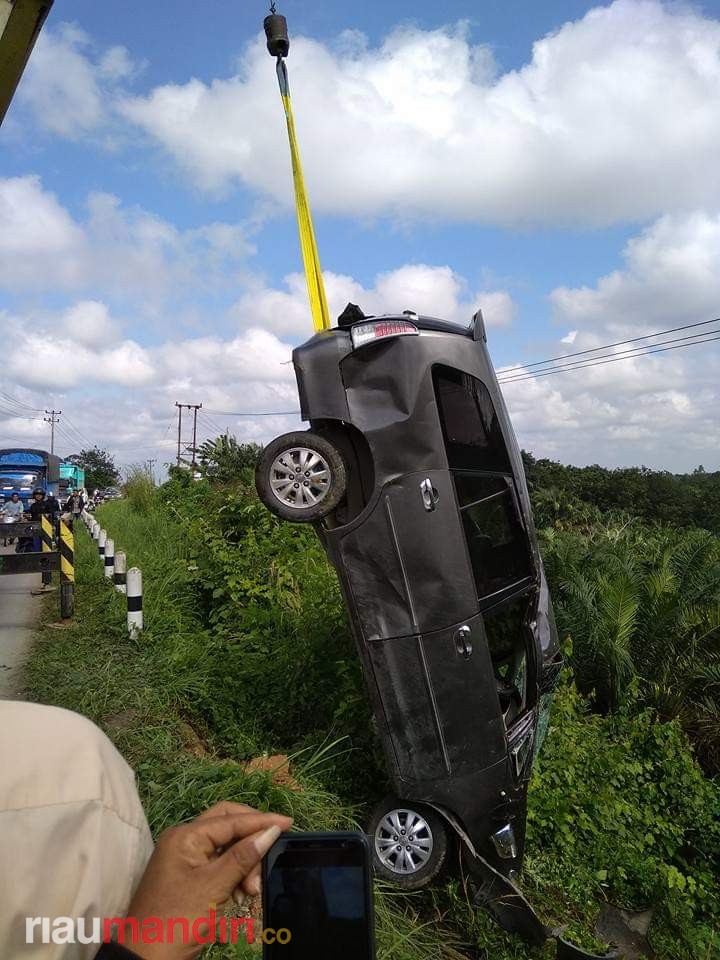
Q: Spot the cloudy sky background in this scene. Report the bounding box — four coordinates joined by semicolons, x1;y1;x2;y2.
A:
1;0;719;473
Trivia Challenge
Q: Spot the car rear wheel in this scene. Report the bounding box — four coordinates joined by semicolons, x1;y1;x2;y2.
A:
367;796;449;890
255;431;347;522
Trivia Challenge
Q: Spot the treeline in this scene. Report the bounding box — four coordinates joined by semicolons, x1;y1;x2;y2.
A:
523;453;720;533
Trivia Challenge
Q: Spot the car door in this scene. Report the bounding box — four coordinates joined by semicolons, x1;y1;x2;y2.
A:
336;469;477;640
368;613;507;784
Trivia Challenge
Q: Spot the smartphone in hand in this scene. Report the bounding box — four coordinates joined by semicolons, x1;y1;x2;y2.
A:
261;831;375;958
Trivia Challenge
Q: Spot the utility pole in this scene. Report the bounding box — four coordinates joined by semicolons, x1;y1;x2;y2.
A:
175;402;183;467
174;402;202;469
146;459;157;484
190;403;202;471
44;409;61;454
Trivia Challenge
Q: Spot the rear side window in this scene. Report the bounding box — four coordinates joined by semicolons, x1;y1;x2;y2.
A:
459;481;532;601
433;365;533;603
433;366;511;472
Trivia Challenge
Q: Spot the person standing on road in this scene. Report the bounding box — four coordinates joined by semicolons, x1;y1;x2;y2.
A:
65;490;85;524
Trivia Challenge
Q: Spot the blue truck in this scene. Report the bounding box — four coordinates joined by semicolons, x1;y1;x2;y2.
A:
0;448;61;509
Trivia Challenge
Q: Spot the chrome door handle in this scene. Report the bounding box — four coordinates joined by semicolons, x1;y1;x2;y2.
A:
454;625;472;659
420;478;439;511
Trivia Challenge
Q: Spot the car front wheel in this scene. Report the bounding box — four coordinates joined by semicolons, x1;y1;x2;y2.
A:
255;431;347;522
367;797;450;890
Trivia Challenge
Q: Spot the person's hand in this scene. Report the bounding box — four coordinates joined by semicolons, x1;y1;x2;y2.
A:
125;801;292;960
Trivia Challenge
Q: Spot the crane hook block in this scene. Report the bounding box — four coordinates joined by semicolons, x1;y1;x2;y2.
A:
264;14;289;58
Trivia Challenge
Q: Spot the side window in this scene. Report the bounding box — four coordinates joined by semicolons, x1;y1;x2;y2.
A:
459;480;532;601
484;595;531;728
433;364;534;603
433;365;511;472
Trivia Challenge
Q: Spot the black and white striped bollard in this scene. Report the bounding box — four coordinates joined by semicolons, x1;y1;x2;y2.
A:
98;529;106;560
104;538;115;579
114;550;127;594
127;567;143;637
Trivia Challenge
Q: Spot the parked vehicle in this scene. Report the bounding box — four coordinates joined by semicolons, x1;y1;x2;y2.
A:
256;308;562;892
0;448;61;510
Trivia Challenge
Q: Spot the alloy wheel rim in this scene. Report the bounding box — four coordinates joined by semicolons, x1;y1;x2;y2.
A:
374;808;434;874
269;446;332;509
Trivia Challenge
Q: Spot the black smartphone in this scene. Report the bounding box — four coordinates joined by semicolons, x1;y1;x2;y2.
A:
261;831;375;959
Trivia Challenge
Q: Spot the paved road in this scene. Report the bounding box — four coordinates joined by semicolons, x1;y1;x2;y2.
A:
0;542;42;698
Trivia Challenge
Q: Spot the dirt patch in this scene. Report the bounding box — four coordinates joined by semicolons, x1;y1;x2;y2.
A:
177;720;208;758
595;903;655;958
245;753;300;790
104;708;140;737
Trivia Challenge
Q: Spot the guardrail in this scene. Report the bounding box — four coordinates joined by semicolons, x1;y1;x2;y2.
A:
0;517;74;618
81;510;142;637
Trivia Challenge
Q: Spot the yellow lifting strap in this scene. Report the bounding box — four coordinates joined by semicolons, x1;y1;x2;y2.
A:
274;57;331;333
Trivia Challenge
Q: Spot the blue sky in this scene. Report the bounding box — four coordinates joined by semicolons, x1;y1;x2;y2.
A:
1;0;720;470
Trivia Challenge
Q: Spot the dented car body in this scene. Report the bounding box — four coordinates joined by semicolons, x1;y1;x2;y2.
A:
267;308;563;882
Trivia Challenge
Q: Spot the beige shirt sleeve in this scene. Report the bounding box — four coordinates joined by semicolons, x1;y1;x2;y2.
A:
0;701;154;959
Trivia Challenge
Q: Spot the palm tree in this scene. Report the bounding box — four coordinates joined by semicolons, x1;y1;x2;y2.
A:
543;525;720;771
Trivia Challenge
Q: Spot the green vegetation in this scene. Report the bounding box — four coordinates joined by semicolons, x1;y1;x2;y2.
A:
524;453;720;535
66;446;120;491
23;458;720;959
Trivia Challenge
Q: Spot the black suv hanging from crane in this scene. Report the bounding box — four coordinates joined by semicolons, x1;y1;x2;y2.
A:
256;305;563;895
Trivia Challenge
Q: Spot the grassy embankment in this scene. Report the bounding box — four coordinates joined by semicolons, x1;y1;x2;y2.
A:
22;476;720;960
23;503;468;960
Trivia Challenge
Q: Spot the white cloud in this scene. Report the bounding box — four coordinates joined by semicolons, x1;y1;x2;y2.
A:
550;212;720;335
0;176;85;287
501;211;720;468
18;24;138;138
120;0;720;226
62;301;119;346
232;264;515;335
0;176;253;304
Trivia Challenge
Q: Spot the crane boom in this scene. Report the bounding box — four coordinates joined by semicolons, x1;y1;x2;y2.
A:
0;0;53;125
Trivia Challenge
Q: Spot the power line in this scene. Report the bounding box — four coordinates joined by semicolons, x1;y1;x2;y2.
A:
495;317;720;373
198;410;226;435
61;412;95;449
0;391;45;413
203;408;301;417
53;422;82;449
497;327;720;383
498;333;720;385
0;406;44;421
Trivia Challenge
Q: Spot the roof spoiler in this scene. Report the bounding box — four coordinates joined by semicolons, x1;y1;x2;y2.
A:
472;308;487;343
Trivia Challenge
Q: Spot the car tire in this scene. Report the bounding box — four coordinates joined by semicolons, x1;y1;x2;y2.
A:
255;431;347;523
367;796;450;890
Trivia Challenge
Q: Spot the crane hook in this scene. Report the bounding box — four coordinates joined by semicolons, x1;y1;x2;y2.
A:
264;7;289;58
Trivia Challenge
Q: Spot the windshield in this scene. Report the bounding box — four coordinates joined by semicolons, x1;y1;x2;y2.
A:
0;472;40;494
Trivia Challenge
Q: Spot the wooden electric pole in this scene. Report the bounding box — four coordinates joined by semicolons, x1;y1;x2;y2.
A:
174;402;202;468
44;409;61;454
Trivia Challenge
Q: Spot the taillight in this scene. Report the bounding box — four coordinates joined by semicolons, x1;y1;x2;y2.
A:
350;318;418;349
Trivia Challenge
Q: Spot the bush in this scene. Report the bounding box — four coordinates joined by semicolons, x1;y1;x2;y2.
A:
123;466;158;514
525;683;719;958
86;480;720;959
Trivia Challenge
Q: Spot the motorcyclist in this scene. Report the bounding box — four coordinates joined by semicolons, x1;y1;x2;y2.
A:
27;488;60;552
28;487;60;522
0;492;25;545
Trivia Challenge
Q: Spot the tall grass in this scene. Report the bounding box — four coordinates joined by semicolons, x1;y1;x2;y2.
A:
24;490;720;960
